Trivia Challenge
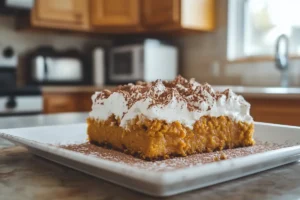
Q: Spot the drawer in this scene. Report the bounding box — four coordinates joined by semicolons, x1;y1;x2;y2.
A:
247;98;300;126
44;94;78;114
79;93;93;112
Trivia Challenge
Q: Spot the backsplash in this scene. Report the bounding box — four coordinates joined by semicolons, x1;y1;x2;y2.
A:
224;60;300;87
0;15;110;54
179;0;228;85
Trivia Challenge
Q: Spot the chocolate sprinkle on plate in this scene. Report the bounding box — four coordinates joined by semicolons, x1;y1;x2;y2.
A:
60;141;292;172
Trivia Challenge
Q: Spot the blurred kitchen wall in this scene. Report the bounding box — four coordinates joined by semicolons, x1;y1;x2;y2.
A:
0;15;110;54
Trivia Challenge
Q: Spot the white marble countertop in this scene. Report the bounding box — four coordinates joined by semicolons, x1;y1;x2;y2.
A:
1;113;300;199
213;85;300;99
42;86;115;93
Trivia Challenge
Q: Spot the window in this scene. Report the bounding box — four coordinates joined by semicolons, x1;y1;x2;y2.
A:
227;0;300;60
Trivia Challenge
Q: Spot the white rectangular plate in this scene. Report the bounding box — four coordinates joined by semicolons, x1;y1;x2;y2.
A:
1;122;300;197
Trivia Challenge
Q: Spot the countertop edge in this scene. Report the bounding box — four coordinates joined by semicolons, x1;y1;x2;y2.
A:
41;85;300;99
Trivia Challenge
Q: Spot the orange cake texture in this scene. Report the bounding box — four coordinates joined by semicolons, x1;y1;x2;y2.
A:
87;76;254;160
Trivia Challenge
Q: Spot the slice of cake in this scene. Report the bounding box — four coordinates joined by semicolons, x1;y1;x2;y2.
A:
87;76;254;160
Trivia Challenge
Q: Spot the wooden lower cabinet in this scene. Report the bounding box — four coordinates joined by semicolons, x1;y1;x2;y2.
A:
247;98;300;126
79;93;94;111
43;92;93;114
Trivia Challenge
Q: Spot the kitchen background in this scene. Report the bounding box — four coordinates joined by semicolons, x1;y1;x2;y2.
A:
0;0;299;126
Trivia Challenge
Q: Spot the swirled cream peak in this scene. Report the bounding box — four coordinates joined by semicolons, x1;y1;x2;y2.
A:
89;76;253;129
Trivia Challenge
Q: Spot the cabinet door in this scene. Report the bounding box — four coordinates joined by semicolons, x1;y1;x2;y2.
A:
79;93;94;112
248;98;300;126
142;0;180;27
31;0;89;30
91;0;140;27
44;94;78;114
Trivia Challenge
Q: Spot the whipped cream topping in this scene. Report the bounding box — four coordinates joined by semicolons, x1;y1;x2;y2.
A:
89;76;253;129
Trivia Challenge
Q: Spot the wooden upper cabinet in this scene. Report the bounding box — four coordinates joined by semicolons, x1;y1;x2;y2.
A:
29;0;214;33
180;0;215;31
31;0;89;30
142;0;180;27
90;0;140;27
142;0;215;31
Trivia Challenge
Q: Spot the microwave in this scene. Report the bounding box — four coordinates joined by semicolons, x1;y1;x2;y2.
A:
25;47;89;85
108;39;178;84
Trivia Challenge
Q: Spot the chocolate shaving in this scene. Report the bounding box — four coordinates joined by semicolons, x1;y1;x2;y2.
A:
60;141;293;171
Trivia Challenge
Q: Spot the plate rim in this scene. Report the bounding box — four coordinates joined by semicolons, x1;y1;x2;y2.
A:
1;122;300;196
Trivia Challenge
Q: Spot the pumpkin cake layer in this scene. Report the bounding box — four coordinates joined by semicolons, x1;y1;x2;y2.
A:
87;76;255;160
87;116;254;160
